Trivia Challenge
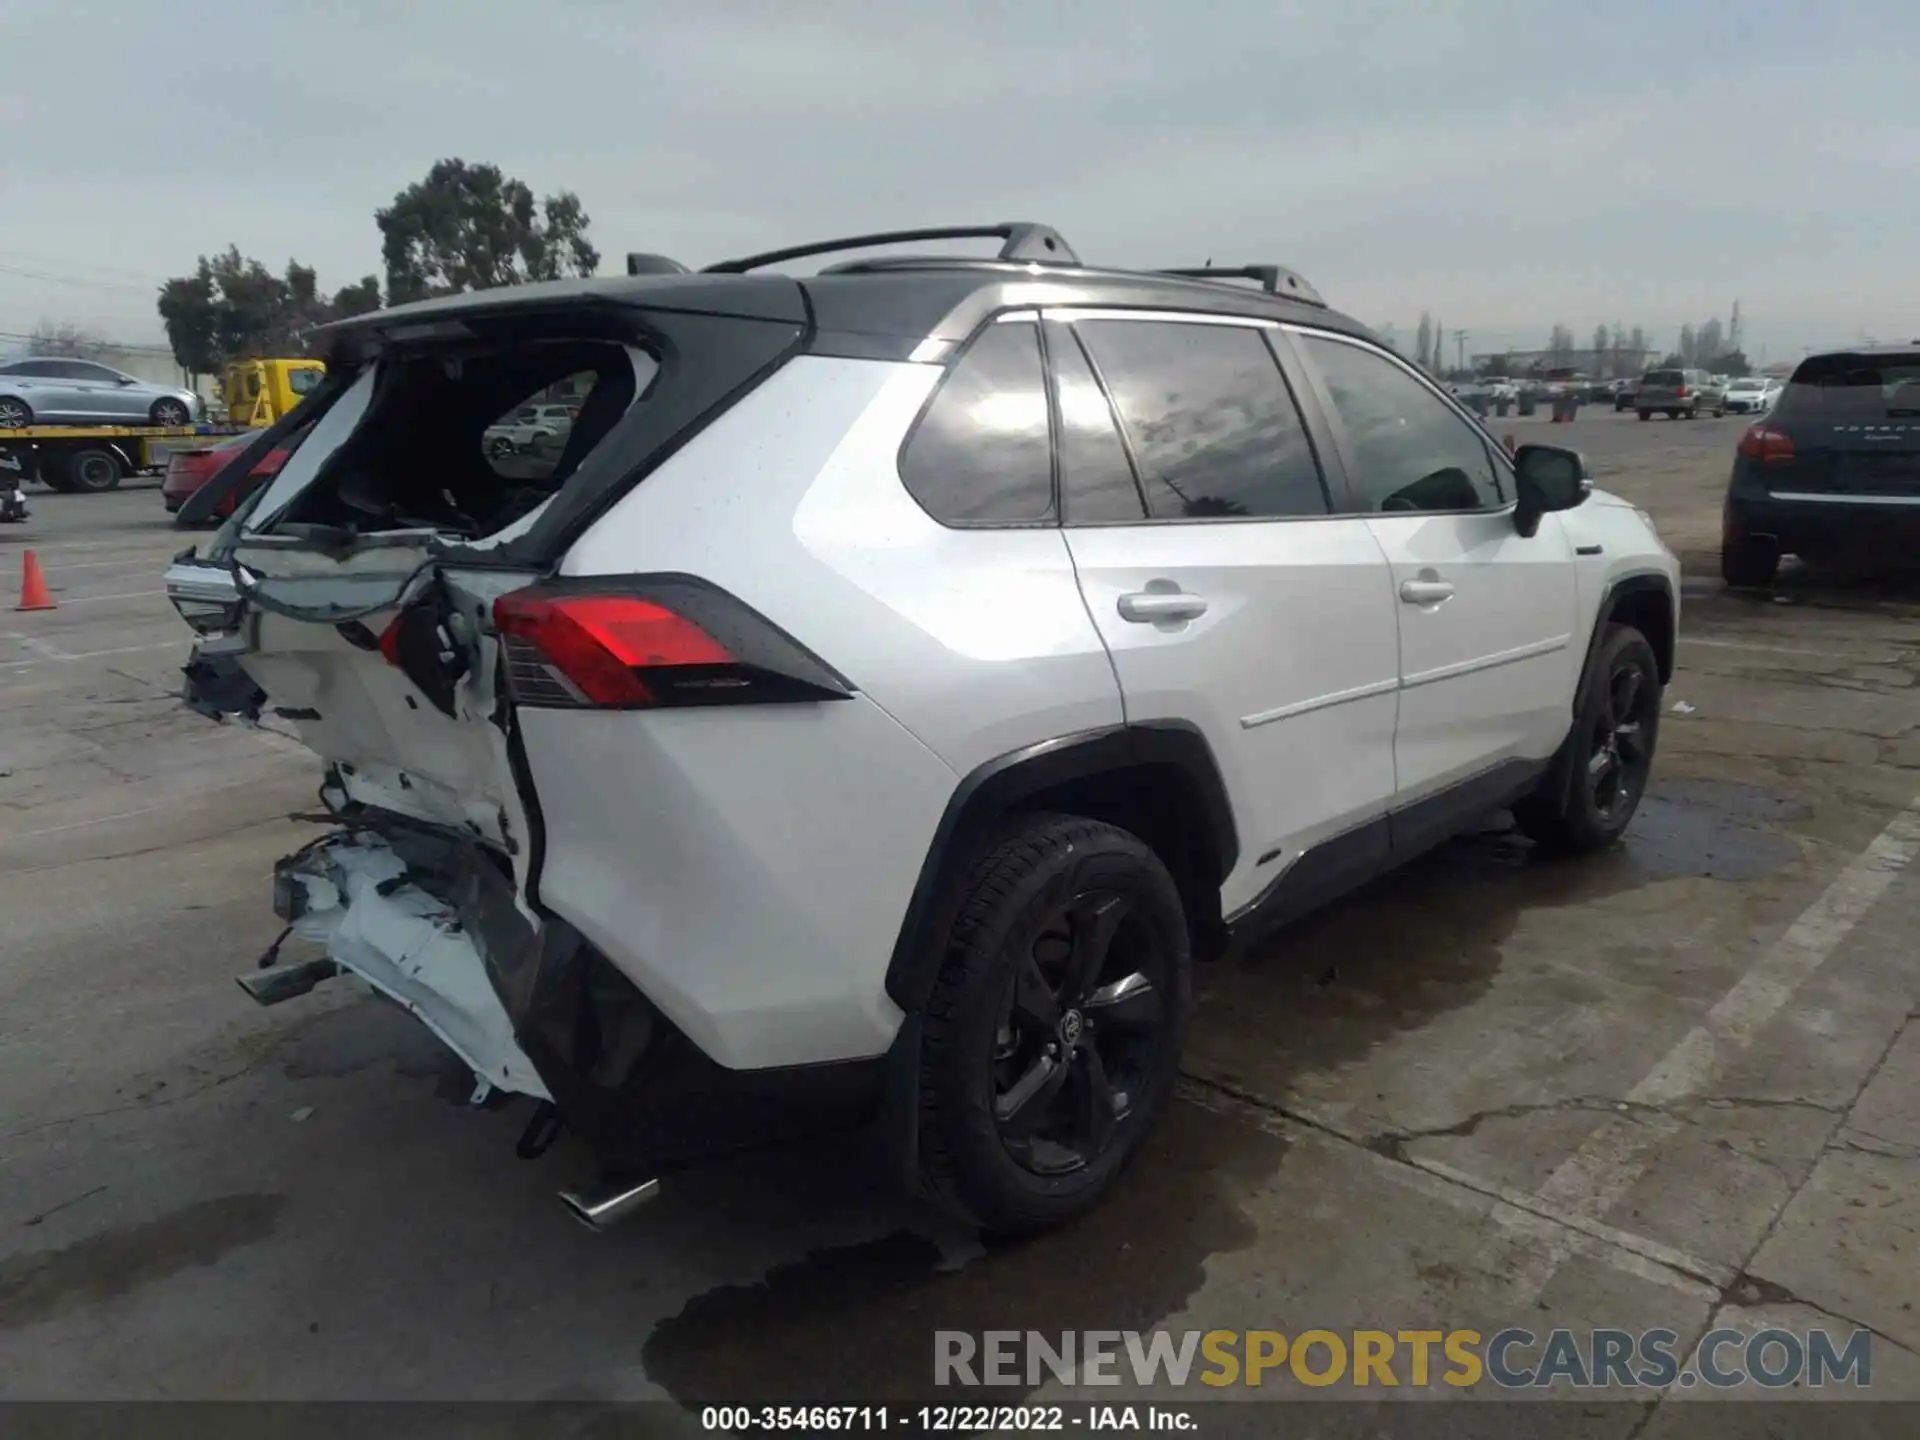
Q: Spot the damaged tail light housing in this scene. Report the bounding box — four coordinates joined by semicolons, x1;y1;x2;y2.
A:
492;577;854;710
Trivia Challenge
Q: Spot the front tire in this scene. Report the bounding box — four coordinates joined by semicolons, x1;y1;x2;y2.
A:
1515;625;1662;855
918;813;1191;1235
149;398;191;427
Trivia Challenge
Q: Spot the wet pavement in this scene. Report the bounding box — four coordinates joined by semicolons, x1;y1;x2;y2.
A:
3;434;1918;1429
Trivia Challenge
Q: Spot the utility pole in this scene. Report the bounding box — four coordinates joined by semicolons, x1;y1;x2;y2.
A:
1456;330;1468;375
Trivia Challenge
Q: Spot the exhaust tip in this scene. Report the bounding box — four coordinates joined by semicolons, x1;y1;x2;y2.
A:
558;1176;661;1231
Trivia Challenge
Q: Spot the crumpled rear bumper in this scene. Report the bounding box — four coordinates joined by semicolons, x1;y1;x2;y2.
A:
274;830;550;1100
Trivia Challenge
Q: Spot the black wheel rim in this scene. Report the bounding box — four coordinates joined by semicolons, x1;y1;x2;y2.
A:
1587;659;1656;822
0;401;27;428
991;887;1166;1176
76;454;116;488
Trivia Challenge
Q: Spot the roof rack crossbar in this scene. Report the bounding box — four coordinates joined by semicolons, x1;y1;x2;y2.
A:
1155;265;1326;307
703;223;1079;274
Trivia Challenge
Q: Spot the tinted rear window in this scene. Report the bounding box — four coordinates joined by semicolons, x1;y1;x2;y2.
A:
1643;370;1684;386
1775;353;1920;422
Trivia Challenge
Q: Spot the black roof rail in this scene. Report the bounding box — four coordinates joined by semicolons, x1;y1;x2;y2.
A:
703;223;1079;275
1155;265;1325;308
625;252;692;276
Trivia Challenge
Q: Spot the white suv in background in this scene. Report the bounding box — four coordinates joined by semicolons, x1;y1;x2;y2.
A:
166;225;1680;1235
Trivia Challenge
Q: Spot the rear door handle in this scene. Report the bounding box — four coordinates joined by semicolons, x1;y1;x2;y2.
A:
1118;590;1208;623
1398;578;1455;605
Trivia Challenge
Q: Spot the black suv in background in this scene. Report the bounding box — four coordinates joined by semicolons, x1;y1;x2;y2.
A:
1722;345;1920;586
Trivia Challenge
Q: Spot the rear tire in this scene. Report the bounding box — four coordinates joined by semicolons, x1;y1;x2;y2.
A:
918;813;1191;1236
1515;625;1662;856
64;447;125;493
0;396;32;428
1721;534;1780;588
1637;410;1651;422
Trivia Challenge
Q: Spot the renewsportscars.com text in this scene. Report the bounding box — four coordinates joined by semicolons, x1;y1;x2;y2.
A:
934;1327;1872;1391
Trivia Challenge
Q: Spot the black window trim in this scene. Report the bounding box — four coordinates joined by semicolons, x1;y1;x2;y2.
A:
894;308;1060;531
1042;306;1349;528
1280;325;1515;519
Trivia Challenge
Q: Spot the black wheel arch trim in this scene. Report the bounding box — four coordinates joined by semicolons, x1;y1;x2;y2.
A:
1578;570;1675;693
882;720;1238;1013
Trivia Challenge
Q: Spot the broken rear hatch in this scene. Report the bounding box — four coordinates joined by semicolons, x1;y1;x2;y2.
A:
166;292;807;1102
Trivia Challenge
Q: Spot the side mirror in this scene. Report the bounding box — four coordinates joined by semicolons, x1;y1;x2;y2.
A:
1512;444;1591;538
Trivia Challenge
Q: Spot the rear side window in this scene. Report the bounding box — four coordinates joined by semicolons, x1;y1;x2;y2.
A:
1300;334;1505;513
1775;352;1920;422
1075;319;1329;519
899;320;1053;525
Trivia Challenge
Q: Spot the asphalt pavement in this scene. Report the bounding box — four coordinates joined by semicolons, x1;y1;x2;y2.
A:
3;429;1919;1432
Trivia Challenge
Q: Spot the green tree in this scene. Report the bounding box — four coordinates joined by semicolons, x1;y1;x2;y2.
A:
377;159;599;305
157;262;221;376
158;250;378;373
332;275;383;318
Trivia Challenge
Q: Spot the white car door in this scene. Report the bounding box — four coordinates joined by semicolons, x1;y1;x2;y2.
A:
1288;330;1581;847
1052;311;1403;917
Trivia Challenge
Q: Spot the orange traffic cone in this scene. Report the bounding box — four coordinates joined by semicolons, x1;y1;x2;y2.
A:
16;550;54;611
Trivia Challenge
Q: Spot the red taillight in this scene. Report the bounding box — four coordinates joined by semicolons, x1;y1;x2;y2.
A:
377;615;405;668
1674;384;1689;398
1737;424;1796;464
489;581;850;711
493;592;730;707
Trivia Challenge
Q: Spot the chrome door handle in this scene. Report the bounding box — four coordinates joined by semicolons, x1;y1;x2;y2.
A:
1118;590;1208;623
1398;579;1455;605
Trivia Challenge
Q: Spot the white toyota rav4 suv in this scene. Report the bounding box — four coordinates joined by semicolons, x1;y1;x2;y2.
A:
166;225;1679;1235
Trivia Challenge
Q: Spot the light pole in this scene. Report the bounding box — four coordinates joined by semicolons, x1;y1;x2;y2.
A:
1456;330;1468;375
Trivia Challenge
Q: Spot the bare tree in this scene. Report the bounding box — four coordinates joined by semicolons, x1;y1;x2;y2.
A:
1728;300;1743;357
1591;324;1609;375
1415;312;1433;372
27;320;109;359
1678;324;1697;367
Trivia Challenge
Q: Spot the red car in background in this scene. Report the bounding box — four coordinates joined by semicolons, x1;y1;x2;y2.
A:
162;431;289;520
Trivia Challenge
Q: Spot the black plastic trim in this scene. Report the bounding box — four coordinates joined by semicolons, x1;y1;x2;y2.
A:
882;722;1238;1012
1579;570;1676;692
1227;757;1548;942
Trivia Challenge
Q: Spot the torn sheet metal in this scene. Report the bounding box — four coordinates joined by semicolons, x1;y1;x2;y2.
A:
278;832;550;1099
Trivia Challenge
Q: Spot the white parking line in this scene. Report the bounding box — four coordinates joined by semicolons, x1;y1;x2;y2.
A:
1486;792;1920;1303
44;589;165;606
0;641;182;670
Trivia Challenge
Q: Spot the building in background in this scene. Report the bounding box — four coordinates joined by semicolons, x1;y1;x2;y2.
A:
1470;347;1664;379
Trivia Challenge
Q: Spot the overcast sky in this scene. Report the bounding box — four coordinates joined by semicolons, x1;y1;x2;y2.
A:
4;0;1915;363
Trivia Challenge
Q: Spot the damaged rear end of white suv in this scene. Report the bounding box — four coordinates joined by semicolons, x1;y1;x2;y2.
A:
167;276;876;1227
